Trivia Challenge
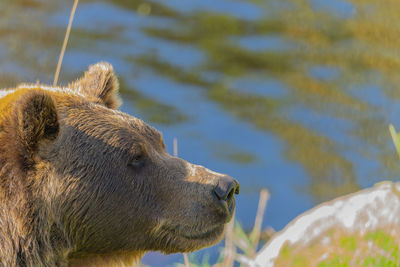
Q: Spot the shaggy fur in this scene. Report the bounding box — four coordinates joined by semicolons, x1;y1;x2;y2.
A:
0;62;239;267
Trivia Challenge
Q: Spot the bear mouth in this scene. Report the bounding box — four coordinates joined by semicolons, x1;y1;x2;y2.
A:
216;197;236;223
179;225;225;240
161;224;225;241
227;198;236;219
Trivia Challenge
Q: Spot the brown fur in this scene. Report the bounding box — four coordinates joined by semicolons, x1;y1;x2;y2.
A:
0;62;239;266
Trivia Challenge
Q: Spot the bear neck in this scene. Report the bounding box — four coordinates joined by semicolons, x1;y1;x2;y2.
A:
0;150;70;266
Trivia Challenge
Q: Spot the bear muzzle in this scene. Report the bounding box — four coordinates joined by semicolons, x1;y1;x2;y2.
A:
213;175;240;222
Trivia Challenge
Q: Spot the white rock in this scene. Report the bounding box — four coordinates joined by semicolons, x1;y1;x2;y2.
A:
254;181;400;267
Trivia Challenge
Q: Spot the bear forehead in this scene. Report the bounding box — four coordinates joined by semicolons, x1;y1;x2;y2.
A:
67;107;164;149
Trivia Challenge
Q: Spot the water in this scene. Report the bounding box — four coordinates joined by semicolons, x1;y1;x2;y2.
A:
1;0;400;265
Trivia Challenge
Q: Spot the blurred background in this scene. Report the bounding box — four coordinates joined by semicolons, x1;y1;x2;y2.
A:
1;0;400;265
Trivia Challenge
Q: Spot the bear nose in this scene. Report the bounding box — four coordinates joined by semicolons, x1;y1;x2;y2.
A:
213;175;240;203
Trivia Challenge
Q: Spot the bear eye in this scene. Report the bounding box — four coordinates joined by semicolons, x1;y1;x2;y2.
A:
128;154;144;168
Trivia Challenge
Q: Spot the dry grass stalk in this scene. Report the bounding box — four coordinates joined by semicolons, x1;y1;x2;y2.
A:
53;0;79;86
221;210;236;267
249;189;270;258
183;253;190;267
173;137;178;157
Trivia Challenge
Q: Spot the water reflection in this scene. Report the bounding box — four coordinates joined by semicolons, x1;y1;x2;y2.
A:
119;78;189;124
132;0;400;201
1;0;400;265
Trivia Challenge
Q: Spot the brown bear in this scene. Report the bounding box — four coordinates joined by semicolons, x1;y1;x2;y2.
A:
0;62;239;267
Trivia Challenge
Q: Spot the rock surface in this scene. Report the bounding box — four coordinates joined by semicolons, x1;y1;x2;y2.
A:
254;181;400;266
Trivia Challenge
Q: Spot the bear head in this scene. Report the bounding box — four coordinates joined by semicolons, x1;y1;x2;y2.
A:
0;62;239;266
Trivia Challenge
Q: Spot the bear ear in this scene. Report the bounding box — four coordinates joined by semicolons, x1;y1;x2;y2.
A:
13;90;59;162
70;62;122;109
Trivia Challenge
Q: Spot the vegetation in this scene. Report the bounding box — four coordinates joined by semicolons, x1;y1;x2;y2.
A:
273;228;400;267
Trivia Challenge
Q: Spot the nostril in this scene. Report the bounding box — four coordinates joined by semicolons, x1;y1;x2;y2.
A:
213;176;240;203
234;181;240;195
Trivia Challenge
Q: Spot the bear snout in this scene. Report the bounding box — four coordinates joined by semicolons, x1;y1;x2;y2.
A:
212;175;240;222
213;175;240;203
184;163;239;221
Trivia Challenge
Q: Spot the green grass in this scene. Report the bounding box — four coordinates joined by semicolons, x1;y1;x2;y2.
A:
274;229;400;267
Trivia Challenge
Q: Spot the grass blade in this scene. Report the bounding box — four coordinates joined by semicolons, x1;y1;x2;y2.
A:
53;0;79;86
249;189;270;258
389;124;400;160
